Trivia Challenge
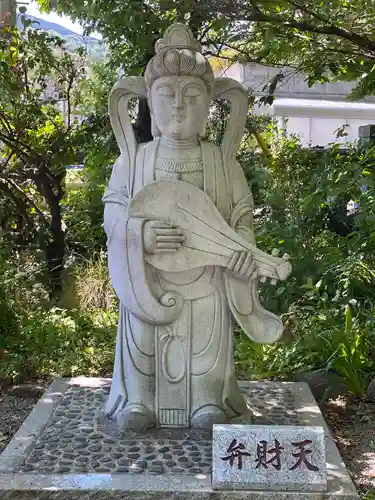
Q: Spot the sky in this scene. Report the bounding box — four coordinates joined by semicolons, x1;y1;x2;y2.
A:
26;0;84;35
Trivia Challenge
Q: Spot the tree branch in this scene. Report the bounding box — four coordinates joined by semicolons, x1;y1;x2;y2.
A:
66;76;74;129
5;177;47;221
245;5;375;54
0;153;14;174
0;179;34;229
286;0;332;24
0;111;14;136
0;131;32;160
204;39;294;69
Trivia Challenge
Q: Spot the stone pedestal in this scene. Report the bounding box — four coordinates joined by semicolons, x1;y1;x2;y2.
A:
0;377;358;499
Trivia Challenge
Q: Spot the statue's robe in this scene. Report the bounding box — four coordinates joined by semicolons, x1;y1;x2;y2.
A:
103;139;282;427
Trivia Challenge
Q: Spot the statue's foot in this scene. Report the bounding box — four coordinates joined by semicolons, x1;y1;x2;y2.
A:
117;404;155;431
191;405;227;430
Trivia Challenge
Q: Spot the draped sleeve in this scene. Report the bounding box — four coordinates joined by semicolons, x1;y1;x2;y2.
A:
103;152;183;325
224;160;284;344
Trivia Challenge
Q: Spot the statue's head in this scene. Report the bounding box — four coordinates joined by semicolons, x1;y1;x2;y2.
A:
145;24;214;140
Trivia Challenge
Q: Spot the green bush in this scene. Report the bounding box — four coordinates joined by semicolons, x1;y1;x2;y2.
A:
0;248;118;381
63;176;107;256
0;306;117;381
0;308;116;379
2;111;375;397
235;131;375;396
0;247;47;343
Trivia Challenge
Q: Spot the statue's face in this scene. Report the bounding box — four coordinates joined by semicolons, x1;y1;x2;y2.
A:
150;75;208;140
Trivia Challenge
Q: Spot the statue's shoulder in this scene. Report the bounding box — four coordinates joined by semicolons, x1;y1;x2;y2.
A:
200;140;223;157
135;140;158;159
136;141;150;154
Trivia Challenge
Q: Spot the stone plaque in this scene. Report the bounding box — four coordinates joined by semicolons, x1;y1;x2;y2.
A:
212;424;327;491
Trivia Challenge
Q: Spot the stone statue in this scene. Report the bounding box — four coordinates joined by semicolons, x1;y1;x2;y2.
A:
103;24;291;430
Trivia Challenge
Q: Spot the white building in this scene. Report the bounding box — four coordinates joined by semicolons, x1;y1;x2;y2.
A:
223;63;375;147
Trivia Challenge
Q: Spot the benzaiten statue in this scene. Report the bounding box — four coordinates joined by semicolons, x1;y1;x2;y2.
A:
103;23;291;430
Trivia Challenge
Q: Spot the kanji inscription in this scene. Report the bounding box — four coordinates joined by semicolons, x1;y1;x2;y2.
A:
290;439;320;471
220;437;319;472
255;439;284;470
221;439;251;470
212;425;327;492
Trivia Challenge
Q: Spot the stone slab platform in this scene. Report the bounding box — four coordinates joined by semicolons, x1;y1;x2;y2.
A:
0;377;358;499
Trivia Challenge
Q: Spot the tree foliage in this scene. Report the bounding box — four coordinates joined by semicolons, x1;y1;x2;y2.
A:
37;0;236;71
0;23;88;294
238;132;375;394
1;1;374;394
38;0;375;100
234;0;375;100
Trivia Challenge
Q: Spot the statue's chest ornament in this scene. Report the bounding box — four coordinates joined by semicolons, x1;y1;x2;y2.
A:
155;157;203;174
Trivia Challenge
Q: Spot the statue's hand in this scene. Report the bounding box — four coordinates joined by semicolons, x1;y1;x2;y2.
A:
143;220;185;254
258;249;290;285
227;251;258;280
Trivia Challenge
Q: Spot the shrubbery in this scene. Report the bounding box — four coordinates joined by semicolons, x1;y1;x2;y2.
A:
236;129;375;396
1;108;375;398
0;248;117;381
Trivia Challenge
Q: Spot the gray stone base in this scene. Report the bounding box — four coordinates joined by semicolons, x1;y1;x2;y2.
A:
0;377;358;499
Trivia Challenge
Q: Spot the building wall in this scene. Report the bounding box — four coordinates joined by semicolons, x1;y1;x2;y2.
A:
221;63;375;146
276;116;375;146
224;63;375;102
273;100;375;146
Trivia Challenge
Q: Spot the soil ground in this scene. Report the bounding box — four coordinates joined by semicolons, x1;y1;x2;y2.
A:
0;379;374;498
321;395;375;498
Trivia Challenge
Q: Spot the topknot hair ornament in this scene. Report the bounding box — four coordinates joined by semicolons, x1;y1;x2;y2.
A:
155;23;202;54
145;24;214;94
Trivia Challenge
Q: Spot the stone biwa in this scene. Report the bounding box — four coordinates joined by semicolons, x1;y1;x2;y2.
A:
103;23;291;431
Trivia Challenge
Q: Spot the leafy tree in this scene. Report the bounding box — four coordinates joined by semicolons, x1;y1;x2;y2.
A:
36;0;246;141
61;61;118;256
232;131;375;393
38;0;375;102
229;0;375;101
37;0;235;69
0;23;88;296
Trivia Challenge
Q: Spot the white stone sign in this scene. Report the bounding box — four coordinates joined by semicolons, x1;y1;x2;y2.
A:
212;425;327;491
